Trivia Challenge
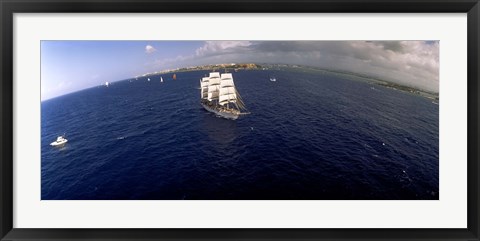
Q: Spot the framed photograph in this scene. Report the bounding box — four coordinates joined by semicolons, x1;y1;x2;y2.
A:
1;0;479;240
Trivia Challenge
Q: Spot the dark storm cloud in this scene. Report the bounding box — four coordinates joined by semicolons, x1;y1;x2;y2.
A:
163;41;439;92
373;41;405;53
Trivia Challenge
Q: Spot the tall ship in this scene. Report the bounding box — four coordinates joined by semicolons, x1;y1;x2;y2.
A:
200;72;248;120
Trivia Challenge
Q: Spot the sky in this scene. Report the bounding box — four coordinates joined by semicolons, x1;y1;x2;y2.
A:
41;40;439;100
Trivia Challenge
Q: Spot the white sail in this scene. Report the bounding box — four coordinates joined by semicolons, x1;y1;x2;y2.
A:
220;79;234;88
208;77;221;86
209;72;221;79
208;88;220;101
201;77;209;99
219;94;237;105
208;82;220;92
219;86;236;96
220;73;234;86
201;77;209;88
221;73;232;79
219;73;237;105
207;73;221;101
221;73;234;100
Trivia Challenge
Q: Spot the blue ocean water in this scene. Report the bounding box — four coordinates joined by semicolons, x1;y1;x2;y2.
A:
41;69;439;200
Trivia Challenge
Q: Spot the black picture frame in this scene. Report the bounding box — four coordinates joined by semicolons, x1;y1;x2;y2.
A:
1;0;479;240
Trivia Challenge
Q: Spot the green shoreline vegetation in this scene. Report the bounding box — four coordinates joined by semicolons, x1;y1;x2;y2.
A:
141;63;439;101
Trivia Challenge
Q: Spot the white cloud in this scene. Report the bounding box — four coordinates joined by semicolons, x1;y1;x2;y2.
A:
145;45;157;54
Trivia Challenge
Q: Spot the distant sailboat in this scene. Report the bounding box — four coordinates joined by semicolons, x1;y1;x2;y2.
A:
147;78;151;82
200;72;248;120
269;74;276;82
105;81;109;87
160;76;164;83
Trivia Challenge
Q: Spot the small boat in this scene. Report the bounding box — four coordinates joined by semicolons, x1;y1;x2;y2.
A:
160;77;164;83
148;78;151;82
269;77;276;82
173;73;177;80
105;81;109;87
50;135;68;146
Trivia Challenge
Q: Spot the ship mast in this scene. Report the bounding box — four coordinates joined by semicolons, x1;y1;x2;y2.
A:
200;77;209;99
219;73;248;112
207;72;221;104
219;73;235;108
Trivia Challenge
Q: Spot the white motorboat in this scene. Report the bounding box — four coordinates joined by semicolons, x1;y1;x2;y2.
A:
50;135;68;146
